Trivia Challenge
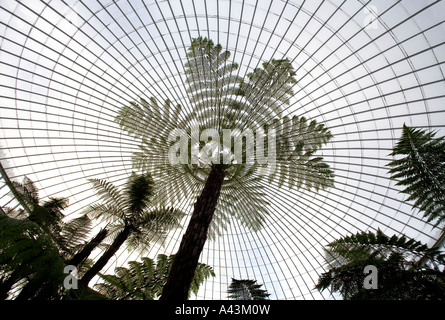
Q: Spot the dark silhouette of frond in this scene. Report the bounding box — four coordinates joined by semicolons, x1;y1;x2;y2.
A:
315;229;445;300
227;278;270;300
387;124;445;226
94;254;214;300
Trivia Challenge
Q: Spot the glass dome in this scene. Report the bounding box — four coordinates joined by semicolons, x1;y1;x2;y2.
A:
1;0;444;299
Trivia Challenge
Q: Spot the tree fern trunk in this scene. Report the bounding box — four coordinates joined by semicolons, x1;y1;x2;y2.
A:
67;228;108;268
79;225;131;287
160;164;225;300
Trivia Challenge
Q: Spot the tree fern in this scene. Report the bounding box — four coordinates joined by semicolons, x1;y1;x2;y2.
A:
6;177;95;261
387;124;445;226
79;173;185;286
2;177;104;299
83;174;184;254
227;278;270;300
10;177;68;240
315;229;445;299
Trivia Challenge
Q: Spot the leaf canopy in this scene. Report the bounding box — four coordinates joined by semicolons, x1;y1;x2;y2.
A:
115;37;334;236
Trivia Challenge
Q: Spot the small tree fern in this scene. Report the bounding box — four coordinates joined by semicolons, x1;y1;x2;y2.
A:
0;214;66;300
79;172;185;287
315;229;445;299
227;278;270;300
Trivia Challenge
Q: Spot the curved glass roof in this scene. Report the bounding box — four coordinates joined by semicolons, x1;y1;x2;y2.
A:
1;0;444;299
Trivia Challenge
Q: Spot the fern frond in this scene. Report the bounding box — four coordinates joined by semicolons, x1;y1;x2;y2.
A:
0;215;66;299
59;214;93;257
325;229;444;267
123;172;155;217
11;176;40;209
316;228;445;299
94;253;214;300
88;179;126;211
387;124;445;226
128;206;185;252
83;203;125;225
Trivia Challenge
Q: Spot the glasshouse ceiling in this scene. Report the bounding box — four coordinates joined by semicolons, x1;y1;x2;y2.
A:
1;0;445;299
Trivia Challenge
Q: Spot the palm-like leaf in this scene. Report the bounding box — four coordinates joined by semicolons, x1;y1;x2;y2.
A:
94;254;214;300
83;203;125;225
218;164;269;232
6;177;86;258
184;37;241;128
87;178;127;215
236;59;296;124
11;176;39;209
0;214;66;300
124;172;155;215
3;178;120;299
324;229;445;268
10;177;67;235
387;124;445;226
86;172;155;223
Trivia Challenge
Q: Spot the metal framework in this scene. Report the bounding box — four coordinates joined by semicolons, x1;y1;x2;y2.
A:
1;0;444;299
